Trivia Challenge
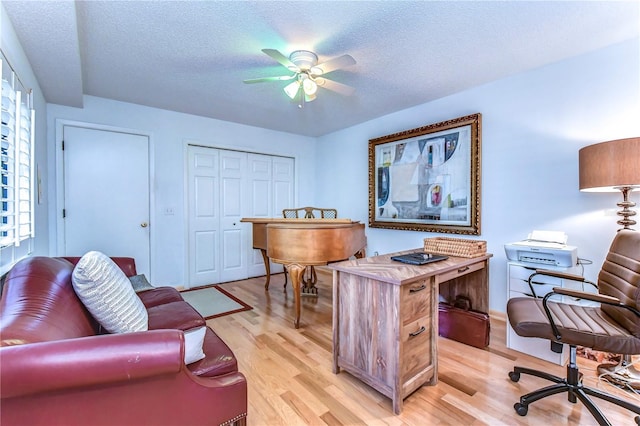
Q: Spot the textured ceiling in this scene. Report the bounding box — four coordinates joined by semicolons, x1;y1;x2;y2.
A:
3;1;639;137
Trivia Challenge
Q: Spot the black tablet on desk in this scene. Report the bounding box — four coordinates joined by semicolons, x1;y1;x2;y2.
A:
390;252;448;265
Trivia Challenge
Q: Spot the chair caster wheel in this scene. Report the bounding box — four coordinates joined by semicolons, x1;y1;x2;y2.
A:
514;402;528;416
509;371;520;382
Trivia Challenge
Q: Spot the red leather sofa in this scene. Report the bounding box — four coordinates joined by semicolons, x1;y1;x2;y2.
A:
0;256;247;426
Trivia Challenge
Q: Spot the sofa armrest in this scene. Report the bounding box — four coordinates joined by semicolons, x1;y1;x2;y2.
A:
2;329;248;426
1;329;184;398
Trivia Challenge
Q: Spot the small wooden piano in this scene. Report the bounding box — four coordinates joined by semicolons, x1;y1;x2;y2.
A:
240;218;366;328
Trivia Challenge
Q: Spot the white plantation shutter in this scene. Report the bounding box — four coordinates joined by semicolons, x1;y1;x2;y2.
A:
1;53;35;249
1;79;16;247
17;101;34;241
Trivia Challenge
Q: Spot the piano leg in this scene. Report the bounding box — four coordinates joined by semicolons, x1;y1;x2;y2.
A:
287;263;305;329
260;249;271;290
302;267;318;294
285;267;316;293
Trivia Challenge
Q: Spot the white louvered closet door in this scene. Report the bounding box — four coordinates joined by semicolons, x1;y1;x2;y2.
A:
187;146;294;286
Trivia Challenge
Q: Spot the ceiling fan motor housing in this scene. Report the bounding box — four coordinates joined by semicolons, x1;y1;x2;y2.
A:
288;50;318;71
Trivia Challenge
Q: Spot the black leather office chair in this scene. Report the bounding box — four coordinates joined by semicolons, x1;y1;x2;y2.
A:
507;229;640;425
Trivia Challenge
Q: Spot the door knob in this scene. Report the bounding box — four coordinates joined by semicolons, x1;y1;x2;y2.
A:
141;222;148;228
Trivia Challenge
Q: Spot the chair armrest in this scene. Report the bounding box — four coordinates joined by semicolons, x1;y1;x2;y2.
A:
535;268;587;282
527;269;597;299
541;287;640;341
1;329;184;398
552;287;620;304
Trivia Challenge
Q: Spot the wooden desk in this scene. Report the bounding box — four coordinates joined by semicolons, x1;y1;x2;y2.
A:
329;249;492;414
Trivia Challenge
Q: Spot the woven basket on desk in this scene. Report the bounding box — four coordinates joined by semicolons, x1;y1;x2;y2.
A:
423;237;487;258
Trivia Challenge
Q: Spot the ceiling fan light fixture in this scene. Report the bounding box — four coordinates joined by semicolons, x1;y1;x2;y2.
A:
302;78;318;96
309;66;323;76
284;81;300;99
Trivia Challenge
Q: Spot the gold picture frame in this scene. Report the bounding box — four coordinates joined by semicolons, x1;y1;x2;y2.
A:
368;113;482;235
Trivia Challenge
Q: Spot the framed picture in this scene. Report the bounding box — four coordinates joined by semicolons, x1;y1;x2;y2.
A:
368;113;482;235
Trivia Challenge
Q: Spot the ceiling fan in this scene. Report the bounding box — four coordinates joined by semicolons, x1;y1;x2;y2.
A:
244;49;356;106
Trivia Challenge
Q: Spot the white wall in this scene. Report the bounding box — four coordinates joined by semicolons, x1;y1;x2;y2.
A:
5;0;638;311
0;4;49;270
316;38;640;313
47;96;316;286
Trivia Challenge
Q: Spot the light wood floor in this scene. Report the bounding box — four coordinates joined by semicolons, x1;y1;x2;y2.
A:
208;269;640;425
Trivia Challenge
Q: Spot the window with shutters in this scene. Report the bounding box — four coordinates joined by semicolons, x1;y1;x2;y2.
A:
1;51;35;250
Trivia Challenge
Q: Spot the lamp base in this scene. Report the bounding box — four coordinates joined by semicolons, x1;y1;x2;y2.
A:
597;355;640;391
616;186;637;231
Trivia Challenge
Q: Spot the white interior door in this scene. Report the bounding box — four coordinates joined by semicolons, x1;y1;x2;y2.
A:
188;146;220;286
219;150;246;282
246;153;274;277
62;126;150;276
246;154;294;277
272;156;295;215
187;146;293;286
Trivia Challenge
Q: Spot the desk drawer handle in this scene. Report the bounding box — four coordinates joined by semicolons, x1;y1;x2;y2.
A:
409;326;426;338
409;284;427;293
457;266;470;273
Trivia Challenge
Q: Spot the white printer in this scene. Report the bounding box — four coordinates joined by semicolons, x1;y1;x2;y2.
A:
504;230;577;268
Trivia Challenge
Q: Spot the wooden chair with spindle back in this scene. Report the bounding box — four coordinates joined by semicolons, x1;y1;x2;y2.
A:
282;207;337;219
280;207;338;291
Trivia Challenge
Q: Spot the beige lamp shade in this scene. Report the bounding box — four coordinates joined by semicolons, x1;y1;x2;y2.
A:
579;137;640;192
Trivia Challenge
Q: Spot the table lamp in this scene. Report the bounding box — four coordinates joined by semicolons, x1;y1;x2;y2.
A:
579;137;640;230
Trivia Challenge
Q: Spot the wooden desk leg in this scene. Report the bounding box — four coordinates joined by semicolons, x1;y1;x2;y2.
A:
429;281;439;385
260;249;271;290
288;264;305;329
332;270;341;374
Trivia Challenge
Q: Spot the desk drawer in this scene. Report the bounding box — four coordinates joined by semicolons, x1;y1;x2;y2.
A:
510;271;563;297
510;267;564;285
401;316;433;381
402;280;431;324
438;261;484;283
510;278;555;298
509;264;538;280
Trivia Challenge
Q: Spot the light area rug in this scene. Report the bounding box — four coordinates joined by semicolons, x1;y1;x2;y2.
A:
180;285;252;320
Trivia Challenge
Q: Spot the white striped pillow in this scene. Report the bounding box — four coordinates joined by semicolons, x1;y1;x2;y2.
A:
72;251;148;333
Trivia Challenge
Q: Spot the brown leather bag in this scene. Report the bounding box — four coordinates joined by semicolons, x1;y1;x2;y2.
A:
438;295;490;349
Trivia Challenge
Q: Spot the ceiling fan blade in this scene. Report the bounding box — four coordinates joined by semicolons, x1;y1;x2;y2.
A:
243;75;296;84
316;78;355;96
311;54;356;75
262;48;299;72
